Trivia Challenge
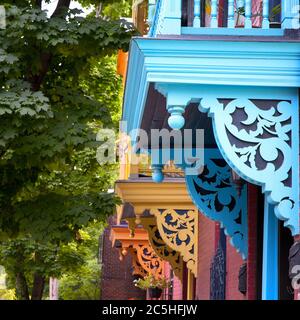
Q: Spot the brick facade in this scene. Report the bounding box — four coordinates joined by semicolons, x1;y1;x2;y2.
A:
172;276;183;300
163;262;183;300
103;184;266;301
195;213;216;300
195;187;258;301
100;215;146;300
225;238;246;300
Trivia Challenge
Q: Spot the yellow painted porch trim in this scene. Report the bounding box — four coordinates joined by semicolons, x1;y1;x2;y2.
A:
115;179;198;278
151;208;198;278
187;270;195;300
138;217;184;281
115;179;196;216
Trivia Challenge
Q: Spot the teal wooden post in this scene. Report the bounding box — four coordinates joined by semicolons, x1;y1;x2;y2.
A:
163;0;182;35
148;0;157;27
262;198;279;300
262;0;270;29
228;0;235;28
193;0;201;27
245;0;252;28
282;0;300;29
211;0;218;28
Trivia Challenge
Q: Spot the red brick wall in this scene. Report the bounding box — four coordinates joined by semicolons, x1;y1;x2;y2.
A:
163;262;171;300
225;183;259;300
195;213;216;300
191;183;263;300
172;273;183;300
163;262;183;300
225;239;246;300
100;215;146;300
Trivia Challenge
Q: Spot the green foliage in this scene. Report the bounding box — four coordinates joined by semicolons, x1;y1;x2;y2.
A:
0;221;106;299
58;222;105;300
0;238;84;279
102;0;133;19
0;289;16;300
134;274;172;290
0;1;131;239
0;0;134;299
59;259;101;300
79;0;133;19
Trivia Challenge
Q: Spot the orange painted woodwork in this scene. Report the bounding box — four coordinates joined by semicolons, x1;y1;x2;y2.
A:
117;50;128;83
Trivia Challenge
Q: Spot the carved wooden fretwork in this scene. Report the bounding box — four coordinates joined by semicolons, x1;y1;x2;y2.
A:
120;244;164;279
150;208;198;277
200;97;299;235
185;149;248;259
141;218;183;280
130;248;148;278
112;225;165;280
134;244;164;278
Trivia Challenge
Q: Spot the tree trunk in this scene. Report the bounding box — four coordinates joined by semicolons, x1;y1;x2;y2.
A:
51;0;71;18
28;52;52;92
31;273;45;300
16;272;30;300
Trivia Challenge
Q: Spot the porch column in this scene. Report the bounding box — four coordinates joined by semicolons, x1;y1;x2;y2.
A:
148;0;157;27
187;270;195;300
281;0;300;29
262;198;279;300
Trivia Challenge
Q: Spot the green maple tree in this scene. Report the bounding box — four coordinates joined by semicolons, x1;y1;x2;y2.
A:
0;0;136;299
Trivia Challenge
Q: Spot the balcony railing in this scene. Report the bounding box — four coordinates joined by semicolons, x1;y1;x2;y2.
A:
148;0;300;37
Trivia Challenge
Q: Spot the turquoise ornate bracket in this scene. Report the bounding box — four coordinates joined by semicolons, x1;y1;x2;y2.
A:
185;149;248;259
199;97;299;235
149;148;248;259
159;84;299;236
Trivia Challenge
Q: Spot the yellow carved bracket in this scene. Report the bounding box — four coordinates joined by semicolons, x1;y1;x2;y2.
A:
151;208;198;277
140;218;183;280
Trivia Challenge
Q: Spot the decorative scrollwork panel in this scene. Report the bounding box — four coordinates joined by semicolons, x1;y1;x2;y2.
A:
148;147;247;259
141;219;183;280
120;244;165;279
200;97;299;235
185;149;248;259
130;248;148;278
150;208;198;277
135;244;164;279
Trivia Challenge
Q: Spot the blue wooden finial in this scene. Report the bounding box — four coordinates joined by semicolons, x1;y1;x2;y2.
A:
151;165;164;183
167;105;185;130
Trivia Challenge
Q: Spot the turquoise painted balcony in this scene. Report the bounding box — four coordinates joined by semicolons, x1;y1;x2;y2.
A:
148;0;300;37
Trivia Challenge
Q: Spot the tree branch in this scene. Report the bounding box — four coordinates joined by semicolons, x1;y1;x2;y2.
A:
51;0;71;18
96;3;103;18
36;0;42;9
